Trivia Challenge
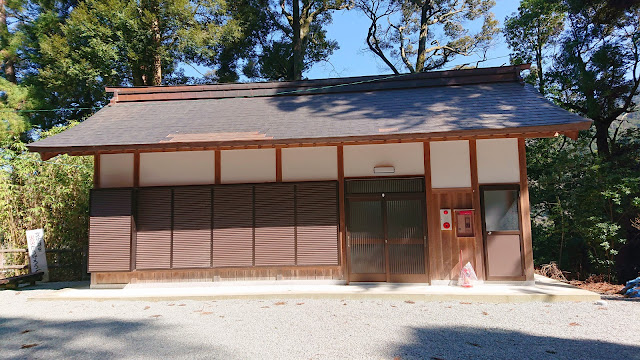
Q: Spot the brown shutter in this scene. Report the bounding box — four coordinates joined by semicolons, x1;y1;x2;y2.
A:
254;183;295;266
296;182;339;265
135;188;172;269
172;187;212;268
88;189;132;272
213;185;254;267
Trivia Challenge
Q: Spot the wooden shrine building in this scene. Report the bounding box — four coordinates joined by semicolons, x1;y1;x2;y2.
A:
28;65;591;287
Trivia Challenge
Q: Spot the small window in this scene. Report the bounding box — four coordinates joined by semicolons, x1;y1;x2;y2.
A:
483;189;519;232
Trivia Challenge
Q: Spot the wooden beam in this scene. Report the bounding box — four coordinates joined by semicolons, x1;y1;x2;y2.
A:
469;139;485;280
337;145;347;283
564;130;579;140
133;151;140;188
40;152;56;161
518;138;535;281
423;142;436;283
214;150;221;185
275;147;282;182
93;153;101;189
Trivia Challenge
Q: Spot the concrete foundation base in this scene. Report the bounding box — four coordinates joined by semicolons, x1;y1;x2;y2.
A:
29;275;600;303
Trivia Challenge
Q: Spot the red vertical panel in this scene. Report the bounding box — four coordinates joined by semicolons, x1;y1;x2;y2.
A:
88;189;132;272
254;183;295;266
213;185;254;267
135;188;172;269
296;182;338;265
172;187;212;268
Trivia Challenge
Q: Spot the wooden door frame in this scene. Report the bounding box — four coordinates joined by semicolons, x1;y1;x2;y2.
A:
479;184;526;281
344;177;429;283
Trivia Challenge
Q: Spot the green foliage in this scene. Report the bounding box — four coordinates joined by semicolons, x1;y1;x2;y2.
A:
503;0;565;95
0;123;93;252
0;78;31;144
240;0;350;81
16;0;246;129
547;1;640;157
505;0;640;282
527;129;640;281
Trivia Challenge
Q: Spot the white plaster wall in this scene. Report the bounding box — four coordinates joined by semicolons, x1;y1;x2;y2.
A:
100;153;133;188
430;140;471;188
221;149;276;184
282;147;338;181
139;151;215;187
476;138;520;184
343;143;424;177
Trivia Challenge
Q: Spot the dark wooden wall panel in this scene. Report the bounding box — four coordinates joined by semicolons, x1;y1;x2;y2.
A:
135;188;172;269
254;184;295;266
296;182;339;265
89;189;132;272
172;187;212;268
213;185;254;267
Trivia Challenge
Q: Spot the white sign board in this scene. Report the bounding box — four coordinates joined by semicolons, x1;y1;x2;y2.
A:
26;229;49;282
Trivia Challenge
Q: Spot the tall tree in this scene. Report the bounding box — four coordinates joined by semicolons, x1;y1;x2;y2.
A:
503;0;565;95
357;0;499;74
242;0;352;80
0;0;24;84
548;1;640;157
17;0;245;129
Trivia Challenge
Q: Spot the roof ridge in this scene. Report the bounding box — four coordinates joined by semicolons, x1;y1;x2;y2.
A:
106;64;530;104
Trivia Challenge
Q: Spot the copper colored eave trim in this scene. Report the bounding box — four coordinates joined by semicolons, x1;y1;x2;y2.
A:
28;121;592;159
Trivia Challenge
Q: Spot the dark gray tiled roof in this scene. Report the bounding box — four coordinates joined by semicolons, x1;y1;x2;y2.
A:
29;79;590;151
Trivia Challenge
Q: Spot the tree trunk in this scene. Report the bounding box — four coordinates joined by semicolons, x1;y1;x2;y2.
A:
595;121;611;157
292;0;302;80
415;2;431;72
151;16;162;85
536;29;545;96
0;0;16;84
131;64;145;86
140;0;161;86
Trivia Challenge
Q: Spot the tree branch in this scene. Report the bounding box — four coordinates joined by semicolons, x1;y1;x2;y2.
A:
366;16;399;74
393;24;415;73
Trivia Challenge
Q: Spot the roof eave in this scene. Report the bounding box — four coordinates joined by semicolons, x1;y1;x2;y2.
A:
28;120;592;160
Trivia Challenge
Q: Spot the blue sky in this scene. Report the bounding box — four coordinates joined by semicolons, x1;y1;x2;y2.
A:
306;1;521;79
183;1;521;80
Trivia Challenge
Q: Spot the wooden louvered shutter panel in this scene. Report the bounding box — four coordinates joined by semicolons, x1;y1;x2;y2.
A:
213;185;254;267
89;189;132;272
172;187;212;268
254;183;295;266
296;182;339;265
135;188;172;269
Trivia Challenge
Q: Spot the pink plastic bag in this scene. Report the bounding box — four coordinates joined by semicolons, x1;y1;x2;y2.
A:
458;262;478;287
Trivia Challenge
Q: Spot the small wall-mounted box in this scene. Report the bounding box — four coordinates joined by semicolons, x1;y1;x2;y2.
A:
440;209;452;230
455;209;475;237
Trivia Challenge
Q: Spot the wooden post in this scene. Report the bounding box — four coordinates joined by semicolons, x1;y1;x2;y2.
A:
133;151;140;188
215;150;221;185
275;147;282;182
93;153;101;189
518;138;535;281
469;139;485;280
337;145;347;283
423;141;435;283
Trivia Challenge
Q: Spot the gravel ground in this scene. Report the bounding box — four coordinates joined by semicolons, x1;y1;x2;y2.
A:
1;283;639;360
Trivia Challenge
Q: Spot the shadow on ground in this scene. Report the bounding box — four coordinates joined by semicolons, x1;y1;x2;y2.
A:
3;281;91;291
0;315;230;359
388;326;640;360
